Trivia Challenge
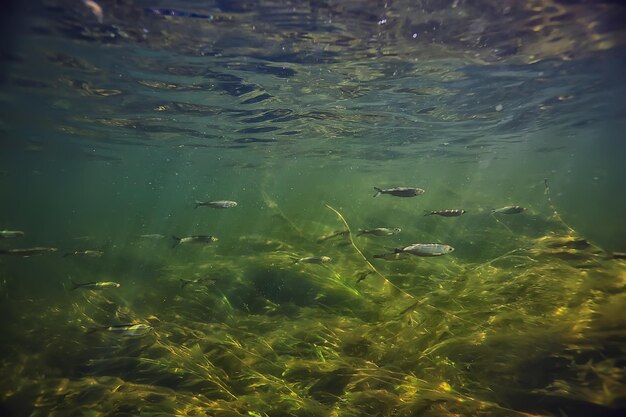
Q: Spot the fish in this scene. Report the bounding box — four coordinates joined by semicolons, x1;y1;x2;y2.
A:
394;243;454;257
72;235;96;241
88;323;153;337
71;280;120;290
195;200;238;209
355;270;375;283
296;256;332;264
139;234;165;239
317;230;349;243
0;230;24;239
543;237;590;250
357;227;402;236
0;247;58;257
373;187;425;198
180;277;219;288
64;250;104;257
172;235;218;247
492;206;525;214
424;209;466;217
372;252;408;261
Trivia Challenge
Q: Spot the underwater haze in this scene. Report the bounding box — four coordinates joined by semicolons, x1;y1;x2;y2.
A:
1;0;626;416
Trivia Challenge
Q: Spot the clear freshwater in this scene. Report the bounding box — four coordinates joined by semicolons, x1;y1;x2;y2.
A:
1;1;625;416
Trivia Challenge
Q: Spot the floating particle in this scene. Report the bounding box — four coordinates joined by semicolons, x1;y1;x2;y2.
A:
495;104;503;112
83;0;103;23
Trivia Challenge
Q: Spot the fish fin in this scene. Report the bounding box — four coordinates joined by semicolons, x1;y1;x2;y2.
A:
171;236;181;248
373;187;382;197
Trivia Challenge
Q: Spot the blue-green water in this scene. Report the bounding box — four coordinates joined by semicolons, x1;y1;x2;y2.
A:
1;1;625;416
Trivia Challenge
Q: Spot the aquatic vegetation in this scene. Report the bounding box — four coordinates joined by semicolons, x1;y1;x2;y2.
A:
1;192;624;416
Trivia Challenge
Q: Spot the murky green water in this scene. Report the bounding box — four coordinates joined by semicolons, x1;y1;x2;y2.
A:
1;1;625;416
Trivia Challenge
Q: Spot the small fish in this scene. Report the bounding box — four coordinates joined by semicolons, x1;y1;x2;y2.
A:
72;235;96;241
71;280;120;290
373;187;425;198
0;247;58;257
424;209;466;217
357;227;402;236
543;237;590;250
355;270;374;283
180;277;219;288
64;250;104;257
492;206;525;214
88;323;153;337
296;256;332;264
139;234;165;239
394;243;454;257
195;200;238;209
0;230;24;239
317;230;349;243
372;252;407;261
172;235;218;247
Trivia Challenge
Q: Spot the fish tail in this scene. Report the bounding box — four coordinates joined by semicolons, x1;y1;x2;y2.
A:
171;236;181;248
70;279;83;291
179;279;190;289
194;201;202;209
356;229;364;236
373;187;382;197
423;210;433;216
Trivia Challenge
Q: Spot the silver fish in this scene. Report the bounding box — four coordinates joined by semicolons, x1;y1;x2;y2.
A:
195;200;238;209
180;277;219;288
64;250;104;257
317;230;350;243
71;280;120;290
394;243;454;257
296;256;332;264
492;206;525;214
357;227;402;236
373;187;425;198
424;209;466;217
139;234;165;239
89;323;153;337
0;230;24;239
372;252;408;261
172;235;218;247
0;247;58;257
